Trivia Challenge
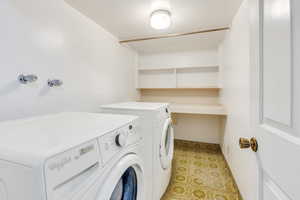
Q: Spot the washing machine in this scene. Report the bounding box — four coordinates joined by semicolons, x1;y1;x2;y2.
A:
101;102;175;200
0;112;144;200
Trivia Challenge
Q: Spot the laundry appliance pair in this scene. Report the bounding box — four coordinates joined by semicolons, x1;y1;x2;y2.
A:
101;102;175;200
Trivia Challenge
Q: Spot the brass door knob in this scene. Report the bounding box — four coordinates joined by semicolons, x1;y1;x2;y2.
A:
239;137;258;152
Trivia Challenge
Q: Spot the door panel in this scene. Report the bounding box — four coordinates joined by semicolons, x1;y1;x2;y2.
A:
263;0;292;126
0;181;7;200
263;174;291;200
259;125;300;199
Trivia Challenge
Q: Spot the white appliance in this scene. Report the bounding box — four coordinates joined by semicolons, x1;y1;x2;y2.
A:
101;102;174;200
0;112;144;200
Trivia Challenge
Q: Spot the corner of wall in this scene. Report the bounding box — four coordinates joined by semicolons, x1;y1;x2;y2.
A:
217;0;259;199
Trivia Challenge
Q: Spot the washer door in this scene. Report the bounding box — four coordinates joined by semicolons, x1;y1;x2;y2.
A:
159;118;174;170
110;167;137;200
95;154;144;200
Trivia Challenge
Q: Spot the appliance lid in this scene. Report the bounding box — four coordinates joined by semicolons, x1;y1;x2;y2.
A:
0;112;138;166
101;102;169;111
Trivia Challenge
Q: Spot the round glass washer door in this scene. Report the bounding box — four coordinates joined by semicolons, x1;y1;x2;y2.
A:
95;154;143;200
159;117;174;170
110;167;137;200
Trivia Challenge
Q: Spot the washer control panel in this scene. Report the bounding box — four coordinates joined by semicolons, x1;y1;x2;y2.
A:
45;140;100;199
99;120;140;164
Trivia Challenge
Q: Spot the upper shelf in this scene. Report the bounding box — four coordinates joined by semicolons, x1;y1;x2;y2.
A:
137;65;220;89
138;65;219;71
137;87;221;90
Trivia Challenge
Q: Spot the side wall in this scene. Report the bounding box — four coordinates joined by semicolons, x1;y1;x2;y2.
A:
0;0;139;121
218;0;259;199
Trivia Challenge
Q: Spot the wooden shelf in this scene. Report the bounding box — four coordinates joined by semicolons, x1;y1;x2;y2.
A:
138;65;218;71
137;65;220;89
138;67;174;71
170;103;226;116
137;87;221;90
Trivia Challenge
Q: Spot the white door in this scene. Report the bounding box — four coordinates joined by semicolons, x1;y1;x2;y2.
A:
248;0;300;199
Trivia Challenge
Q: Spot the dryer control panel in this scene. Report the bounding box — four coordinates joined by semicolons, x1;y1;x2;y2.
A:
99;120;141;164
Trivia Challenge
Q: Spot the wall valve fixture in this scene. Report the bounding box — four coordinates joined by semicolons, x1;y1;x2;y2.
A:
48;79;63;87
18;74;38;84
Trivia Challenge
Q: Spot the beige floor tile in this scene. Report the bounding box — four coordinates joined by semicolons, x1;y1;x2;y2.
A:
161;140;243;200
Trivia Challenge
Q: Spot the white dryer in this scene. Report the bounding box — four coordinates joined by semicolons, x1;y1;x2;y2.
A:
101;102;175;200
0;112;144;200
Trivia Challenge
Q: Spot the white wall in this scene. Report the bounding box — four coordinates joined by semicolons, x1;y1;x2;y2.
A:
0;0;139;121
172;114;222;144
139;50;218;68
218;0;258;199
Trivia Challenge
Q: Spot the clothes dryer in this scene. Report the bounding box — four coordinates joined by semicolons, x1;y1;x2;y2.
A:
101;102;174;200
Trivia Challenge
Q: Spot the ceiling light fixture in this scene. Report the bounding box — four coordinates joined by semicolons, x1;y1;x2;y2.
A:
150;10;172;30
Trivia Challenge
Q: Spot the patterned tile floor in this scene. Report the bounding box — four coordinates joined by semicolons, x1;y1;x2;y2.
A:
161;140;242;200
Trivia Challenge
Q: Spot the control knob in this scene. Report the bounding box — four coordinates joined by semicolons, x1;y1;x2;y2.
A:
115;131;128;147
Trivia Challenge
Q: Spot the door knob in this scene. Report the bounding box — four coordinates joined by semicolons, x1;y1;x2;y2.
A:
239;137;258;152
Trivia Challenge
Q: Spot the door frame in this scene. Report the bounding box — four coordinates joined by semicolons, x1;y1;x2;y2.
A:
249;0;265;199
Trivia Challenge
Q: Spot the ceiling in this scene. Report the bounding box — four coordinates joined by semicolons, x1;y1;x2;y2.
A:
66;0;242;53
125;30;227;54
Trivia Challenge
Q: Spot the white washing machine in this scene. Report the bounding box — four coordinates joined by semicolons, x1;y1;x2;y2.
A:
101;102;174;200
0;112;144;200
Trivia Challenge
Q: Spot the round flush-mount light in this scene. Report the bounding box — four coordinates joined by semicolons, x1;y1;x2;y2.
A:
150;10;172;30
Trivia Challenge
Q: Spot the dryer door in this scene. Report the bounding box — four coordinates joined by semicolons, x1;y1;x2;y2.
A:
159;118;174;170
